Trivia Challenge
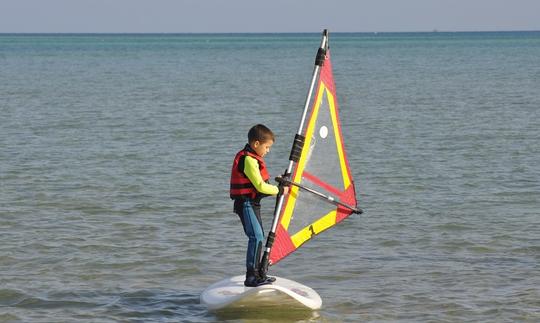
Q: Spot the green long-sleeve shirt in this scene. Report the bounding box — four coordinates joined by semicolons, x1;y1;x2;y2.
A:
243;155;279;195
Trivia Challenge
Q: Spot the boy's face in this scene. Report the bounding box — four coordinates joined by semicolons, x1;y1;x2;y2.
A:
251;140;273;158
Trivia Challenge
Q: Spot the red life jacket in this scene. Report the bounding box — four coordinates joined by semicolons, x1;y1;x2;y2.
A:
230;145;270;199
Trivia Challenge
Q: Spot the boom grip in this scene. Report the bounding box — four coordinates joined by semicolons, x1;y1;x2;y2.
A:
275;176;291;186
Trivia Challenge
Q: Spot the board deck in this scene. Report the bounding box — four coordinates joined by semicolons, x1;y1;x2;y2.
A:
200;275;322;311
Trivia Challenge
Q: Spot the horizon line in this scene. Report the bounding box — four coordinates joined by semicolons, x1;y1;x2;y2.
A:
1;29;540;35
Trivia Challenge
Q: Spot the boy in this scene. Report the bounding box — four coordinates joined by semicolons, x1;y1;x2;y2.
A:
230;124;289;287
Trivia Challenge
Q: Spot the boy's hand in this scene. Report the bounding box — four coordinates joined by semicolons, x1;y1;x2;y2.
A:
275;175;291;195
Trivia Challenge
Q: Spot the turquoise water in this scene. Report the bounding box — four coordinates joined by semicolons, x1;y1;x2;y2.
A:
1;32;539;322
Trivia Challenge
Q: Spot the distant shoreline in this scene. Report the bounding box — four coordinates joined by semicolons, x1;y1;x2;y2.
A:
1;30;539;36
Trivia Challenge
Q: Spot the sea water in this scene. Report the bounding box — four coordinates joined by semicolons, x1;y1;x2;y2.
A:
1;32;539;322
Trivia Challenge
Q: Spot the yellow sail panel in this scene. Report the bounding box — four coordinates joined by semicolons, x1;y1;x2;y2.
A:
327;89;351;189
290;210;337;247
279;186;297;230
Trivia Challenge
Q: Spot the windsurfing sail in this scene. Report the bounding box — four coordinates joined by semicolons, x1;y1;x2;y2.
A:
259;30;361;272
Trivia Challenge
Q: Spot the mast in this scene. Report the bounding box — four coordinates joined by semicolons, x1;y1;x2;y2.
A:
259;29;329;276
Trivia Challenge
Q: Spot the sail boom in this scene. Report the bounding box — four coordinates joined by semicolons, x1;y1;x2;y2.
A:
276;177;362;214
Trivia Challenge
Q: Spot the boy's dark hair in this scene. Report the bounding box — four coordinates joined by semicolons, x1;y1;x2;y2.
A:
248;124;275;143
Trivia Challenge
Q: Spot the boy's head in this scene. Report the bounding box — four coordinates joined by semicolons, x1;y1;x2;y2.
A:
248;124;274;158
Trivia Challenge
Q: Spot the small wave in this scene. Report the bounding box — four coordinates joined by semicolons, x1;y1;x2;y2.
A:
3;289;203;320
105;290;203;320
435;223;471;231
14;297;99;309
511;245;540;255
380;240;402;247
468;245;497;253
0;313;21;322
0;289;28;306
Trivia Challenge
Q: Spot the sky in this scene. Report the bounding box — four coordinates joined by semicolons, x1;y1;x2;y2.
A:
1;0;539;33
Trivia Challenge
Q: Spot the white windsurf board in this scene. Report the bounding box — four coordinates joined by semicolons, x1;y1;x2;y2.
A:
200;275;322;311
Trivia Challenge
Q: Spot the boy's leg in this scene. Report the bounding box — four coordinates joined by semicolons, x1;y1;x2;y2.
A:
251;201;275;282
242;200;263;271
242;200;270;286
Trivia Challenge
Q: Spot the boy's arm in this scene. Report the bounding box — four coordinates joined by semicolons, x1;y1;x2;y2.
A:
243;156;280;195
